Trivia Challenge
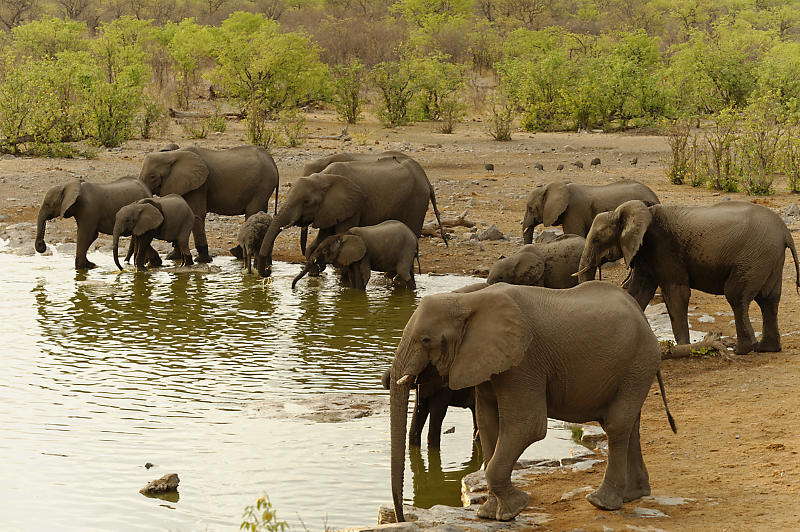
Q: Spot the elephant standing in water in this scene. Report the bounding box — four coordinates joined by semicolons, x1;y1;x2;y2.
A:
577;200;800;355
113;195;195;271
35;176;153;270
237;211;273;274
487;234;589;288
258;156;446;276
522;180;659;242
389;282;676;522
138;145;279;263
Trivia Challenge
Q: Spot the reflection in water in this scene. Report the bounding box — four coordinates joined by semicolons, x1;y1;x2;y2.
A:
1;249;582;531
410;442;483;508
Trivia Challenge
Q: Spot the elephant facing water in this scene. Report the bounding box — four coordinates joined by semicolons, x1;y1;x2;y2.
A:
389;282;675;522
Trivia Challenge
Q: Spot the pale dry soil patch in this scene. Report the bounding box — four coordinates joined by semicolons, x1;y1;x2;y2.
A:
1;112;799;531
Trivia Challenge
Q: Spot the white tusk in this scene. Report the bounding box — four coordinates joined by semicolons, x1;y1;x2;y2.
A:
572;265;591;277
396;375;412;385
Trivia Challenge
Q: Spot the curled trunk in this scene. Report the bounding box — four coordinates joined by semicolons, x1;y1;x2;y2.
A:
34;209;48;253
291;263;311;289
257;206;299;277
390;371;410;522
113;227;123;270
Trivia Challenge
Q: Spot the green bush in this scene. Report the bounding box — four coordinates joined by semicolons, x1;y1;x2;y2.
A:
665;118;693;185
240;495;288;532
162;18;213;109
412;53;467;122
486;97;515;141
738;93;783;195
331;59;366;125
372;58;419;127
702;109;740;192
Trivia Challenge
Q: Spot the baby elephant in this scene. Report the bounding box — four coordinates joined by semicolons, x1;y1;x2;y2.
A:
487;234;589;288
113;195;195;271
292;220;419;290
237;211;273;274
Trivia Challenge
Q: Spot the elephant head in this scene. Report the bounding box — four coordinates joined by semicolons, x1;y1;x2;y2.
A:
35;179;82;253
576;200;652;283
138;150;208;196
522;182;569;244
112;200;164;270
259;173;366;276
389;286;532;522
486;247;545;286
291;233;367;288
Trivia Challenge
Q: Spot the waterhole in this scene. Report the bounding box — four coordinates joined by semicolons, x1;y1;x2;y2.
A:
0;244;584;531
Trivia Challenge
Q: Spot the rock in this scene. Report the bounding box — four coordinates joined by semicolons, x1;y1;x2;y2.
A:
144;462;154;469
378;503;549;530
571;161;584;169
534;162;544;171
342;523;421;532
629;507;669;518
443;426;455;434
697;314;715;323
557;164;564;171
590;158;601;166
139;473;179;495
564;145;577;152
581;424;607;443
641;495;695;506
785;203;800;217
476;225;504;241
630;157;638;165
560;486;594;501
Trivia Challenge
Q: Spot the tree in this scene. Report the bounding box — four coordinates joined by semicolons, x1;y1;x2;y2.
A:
331;59;367;124
10;16;88;59
162;18;213;108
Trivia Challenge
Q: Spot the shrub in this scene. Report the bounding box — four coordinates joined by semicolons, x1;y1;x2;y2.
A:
486;97;515;141
331;59;366;125
412;53;467;122
372;58;418;127
703;108;740;192
138;98;168;139
738;93;783;196
163;18;213;109
277;108;305;147
437;95;466;134
782;123;800;194
665;118;693;185
240;495;288;532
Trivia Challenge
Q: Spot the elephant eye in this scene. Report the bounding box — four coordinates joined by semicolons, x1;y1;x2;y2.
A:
421;336;431;345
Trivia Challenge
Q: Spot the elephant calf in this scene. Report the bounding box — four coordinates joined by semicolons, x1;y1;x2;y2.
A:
113;195;195;271
35;176;152;270
292;220;420;290
381;367;477;449
237;211;273;274
487;234;590;288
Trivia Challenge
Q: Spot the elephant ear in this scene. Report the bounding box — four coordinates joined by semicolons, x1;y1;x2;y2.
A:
337;234;367;266
514;251;545;286
161;151;208;196
445;286;532;390
132;204;164;235
60;179;82;218
543;182;569;226
615;200;652;267
313;174;366;229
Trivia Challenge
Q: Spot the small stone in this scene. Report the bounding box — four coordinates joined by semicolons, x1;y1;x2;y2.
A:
590;157;601;166
534;162;544;171
476;224;504;241
564;145;577;152
712;192;720;197
560;486;594;501
144;462;154;469
697;314;715;323
785;203;800;217
571;161;584;169
557;163;564;171
629;507;669;518
443;426;455;434
581;424;607;443
139;473;179;495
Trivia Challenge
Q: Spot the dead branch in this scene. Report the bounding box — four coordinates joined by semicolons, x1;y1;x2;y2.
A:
168;108;242;119
660;332;736;361
421;210;474;236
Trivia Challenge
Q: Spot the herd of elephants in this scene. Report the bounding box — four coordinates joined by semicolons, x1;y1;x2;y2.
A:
32;144;800;523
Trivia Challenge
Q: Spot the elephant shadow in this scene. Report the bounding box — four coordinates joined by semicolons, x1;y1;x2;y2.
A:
409;441;482;509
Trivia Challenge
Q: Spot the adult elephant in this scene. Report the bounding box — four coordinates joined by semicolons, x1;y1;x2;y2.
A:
576;200;800;355
257;156;446;276
138;145;279;263
302;150;407;175
389;282;676;522
35;176;153;270
487;234;589;288
522;180;659;242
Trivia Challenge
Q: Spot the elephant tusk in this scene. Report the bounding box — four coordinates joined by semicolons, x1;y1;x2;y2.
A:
396;374;413;386
572;265;592;277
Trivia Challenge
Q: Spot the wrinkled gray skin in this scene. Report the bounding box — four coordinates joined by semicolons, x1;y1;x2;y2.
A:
260;156;446;277
113;195;195;271
292;220;419;290
381;367;476;449
237;211;273;274
578;200;800;355
138;145;279;263
522;180;660;242
390;282;675;522
35;176;152;270
487;234;590;288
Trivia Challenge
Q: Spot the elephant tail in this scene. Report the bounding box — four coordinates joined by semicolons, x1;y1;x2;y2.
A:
415;243;421;274
274;171;279;215
427;180;448;247
786;230;799;295
656;369;677;434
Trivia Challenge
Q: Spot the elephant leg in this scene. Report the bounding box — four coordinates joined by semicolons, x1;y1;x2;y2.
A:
146;245;162;267
166;245;182;261
724;278;758;354
587;404;635;511
662;283;691;345
469;403;479;442
230;245;244;260
74;225;98;270
408;387;428;448
475;383;500;519
178;238;193;267
623;415;650;502
134;235;154;271
125;237;135;263
755;275;782;352
625;270;658;311
193;214;212;263
426;391;450;449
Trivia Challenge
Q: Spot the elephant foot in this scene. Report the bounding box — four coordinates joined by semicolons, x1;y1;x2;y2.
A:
196;246;213;263
183;254;194;267
76;260;97;270
623;482;650;503
136;265;148;272
494;487;529;521
754;338;781;353
230;245;244;260
586;482;623;511
148;255;163;268
476;495;498;519
166;248;182;261
734;339;756;355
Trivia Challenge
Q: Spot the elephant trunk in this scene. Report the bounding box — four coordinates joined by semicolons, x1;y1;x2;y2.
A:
576;249;598;283
390;371;410;523
522;213;536;244
291;263;311;289
112;225;124;271
34;208;49;253
300;225;308;256
257;206;300;277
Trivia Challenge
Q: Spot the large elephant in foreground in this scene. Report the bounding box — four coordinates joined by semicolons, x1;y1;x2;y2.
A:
258;156;446;276
389;282;675;522
35;176;152;269
577;200;800;355
138;145;279;263
522;180;659;242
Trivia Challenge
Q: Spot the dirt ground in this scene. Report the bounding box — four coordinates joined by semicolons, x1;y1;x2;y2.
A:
2;111;799;531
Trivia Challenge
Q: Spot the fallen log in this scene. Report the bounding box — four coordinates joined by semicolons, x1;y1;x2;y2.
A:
421;210;474;237
660;332;735;360
168;108;242;119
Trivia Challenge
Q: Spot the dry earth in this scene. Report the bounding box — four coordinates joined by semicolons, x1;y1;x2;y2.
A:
1;111;799;531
